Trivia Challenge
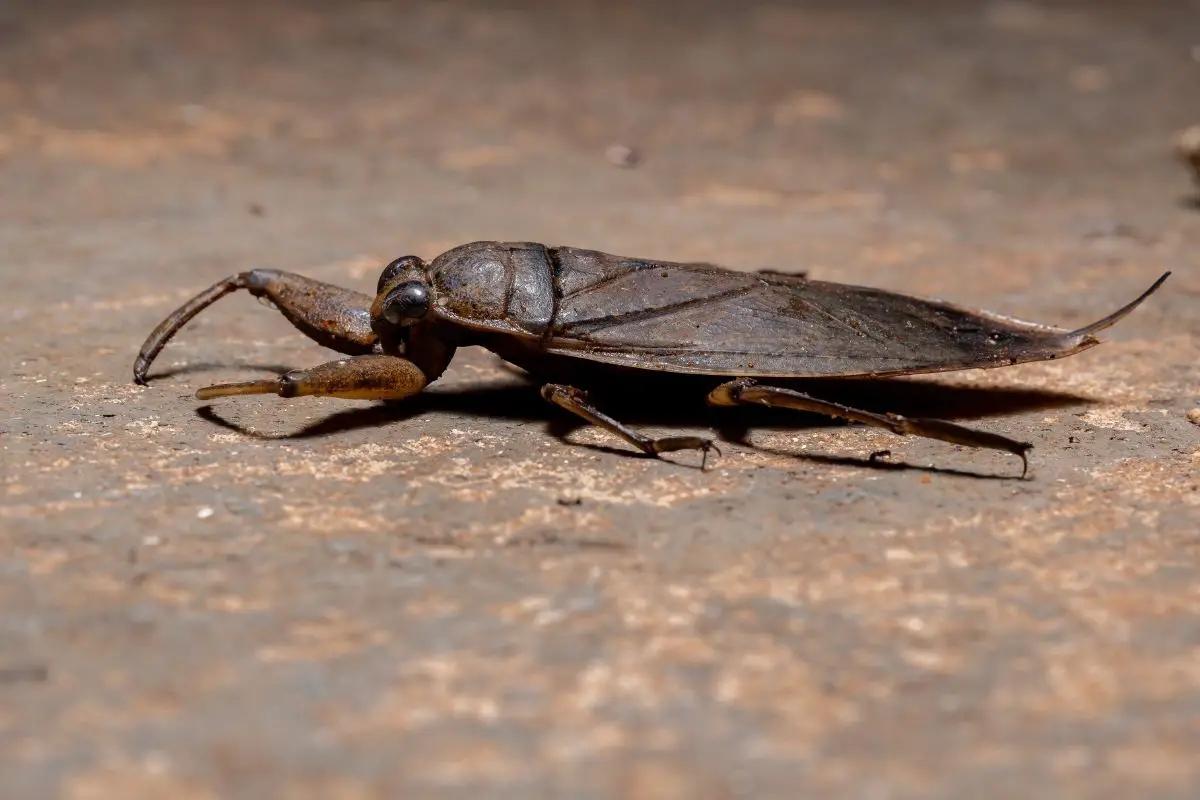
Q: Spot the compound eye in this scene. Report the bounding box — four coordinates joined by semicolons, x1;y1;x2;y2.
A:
378;255;424;295
381;281;430;324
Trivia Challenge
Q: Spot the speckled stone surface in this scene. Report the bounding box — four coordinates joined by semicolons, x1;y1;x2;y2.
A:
2;1;1198;797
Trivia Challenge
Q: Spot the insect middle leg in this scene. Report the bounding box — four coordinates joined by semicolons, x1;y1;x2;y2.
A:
134;270;378;384
708;377;1032;476
541;384;718;468
195;354;427;402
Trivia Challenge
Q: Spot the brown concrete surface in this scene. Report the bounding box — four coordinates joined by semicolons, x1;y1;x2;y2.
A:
2;1;1199;797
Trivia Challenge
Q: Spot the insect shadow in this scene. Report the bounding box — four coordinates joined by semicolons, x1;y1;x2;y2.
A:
194;364;1092;478
153;362;297;381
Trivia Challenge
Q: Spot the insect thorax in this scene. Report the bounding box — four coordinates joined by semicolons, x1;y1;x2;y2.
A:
428;241;556;335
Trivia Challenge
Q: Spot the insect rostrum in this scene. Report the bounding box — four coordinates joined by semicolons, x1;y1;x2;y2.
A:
133;241;1169;477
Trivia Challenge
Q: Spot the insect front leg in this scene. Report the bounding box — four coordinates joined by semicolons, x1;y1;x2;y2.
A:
134;270;378;384
708;378;1032;477
541;384;719;469
195;354;426;402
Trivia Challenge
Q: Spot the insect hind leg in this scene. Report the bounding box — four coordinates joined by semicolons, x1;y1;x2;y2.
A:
708;378;1031;477
541;384;718;469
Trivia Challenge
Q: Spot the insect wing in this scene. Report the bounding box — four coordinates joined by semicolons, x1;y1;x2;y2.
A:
545;248;1163;378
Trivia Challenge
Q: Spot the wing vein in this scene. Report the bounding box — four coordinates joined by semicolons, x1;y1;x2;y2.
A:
559;282;759;336
792;294;893;349
555;260;650;302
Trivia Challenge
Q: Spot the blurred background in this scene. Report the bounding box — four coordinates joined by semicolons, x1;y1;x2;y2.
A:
4;0;1195;299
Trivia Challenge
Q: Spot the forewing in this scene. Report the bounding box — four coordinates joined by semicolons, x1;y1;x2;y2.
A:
546;250;1095;378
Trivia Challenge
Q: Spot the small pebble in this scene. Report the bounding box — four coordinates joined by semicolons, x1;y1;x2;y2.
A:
1176;126;1200;184
197;506;215;520
1186;408;1200;425
605;144;641;168
142;535;162;546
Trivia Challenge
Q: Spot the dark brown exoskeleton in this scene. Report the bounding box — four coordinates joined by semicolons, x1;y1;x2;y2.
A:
133;242;1170;476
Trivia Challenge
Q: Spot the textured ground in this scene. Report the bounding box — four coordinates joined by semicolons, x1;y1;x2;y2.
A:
2;1;1199;797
